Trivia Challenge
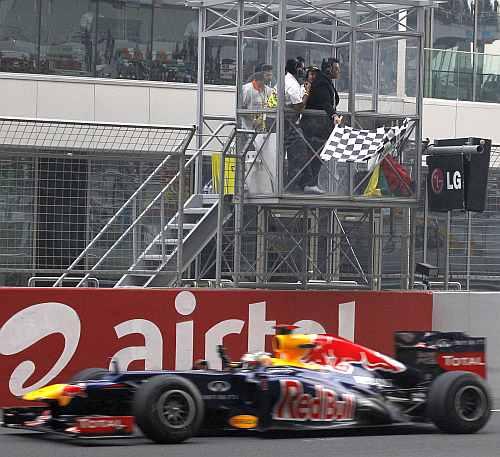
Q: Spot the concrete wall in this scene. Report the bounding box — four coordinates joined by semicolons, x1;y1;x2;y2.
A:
433;292;500;403
2;73;500;143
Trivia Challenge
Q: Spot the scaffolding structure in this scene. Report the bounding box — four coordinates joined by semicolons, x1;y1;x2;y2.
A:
191;0;432;289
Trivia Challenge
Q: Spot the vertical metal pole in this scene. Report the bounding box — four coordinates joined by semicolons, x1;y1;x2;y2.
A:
216;146;227;287
32;157;39;272
408;207;417;289
423;176;428;263
415;6;425;203
444;210;450;290
233;0;245;286
194;7;206;282
310;209;319;281
149;1;154;80
400;207;411;289
348;0;358;127
195;8;206;194
466;210;472;290
85;159;91;272
303;208;309;287
36;0;42;72
256;206;266;283
277;0;287;193
371;14;380;112
177;149;185;286
331;210;341;281
160;190;166;264
93;0;99;76
266;18;273;66
132;197;138;264
370;208;383;290
472;0;479;102
326;209;335;282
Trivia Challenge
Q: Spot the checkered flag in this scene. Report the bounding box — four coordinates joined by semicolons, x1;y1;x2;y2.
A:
320;118;410;162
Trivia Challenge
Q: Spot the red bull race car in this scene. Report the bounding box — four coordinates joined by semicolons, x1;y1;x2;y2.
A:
2;326;491;444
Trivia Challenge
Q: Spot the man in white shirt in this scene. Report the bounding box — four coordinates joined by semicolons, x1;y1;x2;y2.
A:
283;59;314;193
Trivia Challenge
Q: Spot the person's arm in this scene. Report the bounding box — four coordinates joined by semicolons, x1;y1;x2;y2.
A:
290;81;311;112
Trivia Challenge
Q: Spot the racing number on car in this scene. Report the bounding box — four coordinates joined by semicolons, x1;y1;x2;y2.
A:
272;379;356;422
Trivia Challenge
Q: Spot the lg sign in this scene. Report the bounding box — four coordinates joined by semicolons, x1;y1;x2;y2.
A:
431;168;462;194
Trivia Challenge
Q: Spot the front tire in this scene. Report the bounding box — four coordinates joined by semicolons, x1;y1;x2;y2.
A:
427;371;491;434
133;375;204;444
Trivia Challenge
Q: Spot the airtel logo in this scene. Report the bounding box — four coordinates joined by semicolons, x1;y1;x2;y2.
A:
0;292;354;397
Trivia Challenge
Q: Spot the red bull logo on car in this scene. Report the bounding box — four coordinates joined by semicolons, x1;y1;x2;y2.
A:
273;379;356;421
304;335;407;374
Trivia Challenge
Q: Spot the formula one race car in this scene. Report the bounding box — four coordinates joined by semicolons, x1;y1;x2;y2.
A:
2;326;491;444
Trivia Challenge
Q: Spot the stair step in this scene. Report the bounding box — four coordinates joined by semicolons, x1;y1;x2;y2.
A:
153;238;178;245
167;223;197;230
184;207;209;215
143;254;174;262
202;195;219;205
124;272;154;277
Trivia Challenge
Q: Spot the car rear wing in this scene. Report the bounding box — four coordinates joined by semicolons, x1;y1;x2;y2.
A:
394;331;486;381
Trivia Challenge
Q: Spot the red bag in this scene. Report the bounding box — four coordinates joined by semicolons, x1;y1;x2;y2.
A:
380;155;413;197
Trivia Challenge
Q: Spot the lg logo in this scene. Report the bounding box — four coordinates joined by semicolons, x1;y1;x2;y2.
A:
431;168;462;194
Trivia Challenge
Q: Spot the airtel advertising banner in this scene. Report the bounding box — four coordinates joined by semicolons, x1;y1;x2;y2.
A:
0;288;432;406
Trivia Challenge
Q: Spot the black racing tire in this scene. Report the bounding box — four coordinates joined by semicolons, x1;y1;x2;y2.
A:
133;375;204;444
69;368;109;383
427;371;491;434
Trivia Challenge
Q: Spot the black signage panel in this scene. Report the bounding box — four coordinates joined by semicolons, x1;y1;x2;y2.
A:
427;153;465;212
434;138;491;212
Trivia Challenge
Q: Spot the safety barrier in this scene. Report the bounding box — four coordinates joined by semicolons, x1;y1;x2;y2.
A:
0;288;432;406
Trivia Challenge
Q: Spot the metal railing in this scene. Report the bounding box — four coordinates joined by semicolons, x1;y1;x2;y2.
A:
52;121;240;287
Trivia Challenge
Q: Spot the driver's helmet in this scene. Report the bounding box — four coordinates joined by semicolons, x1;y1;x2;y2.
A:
240;351;273;369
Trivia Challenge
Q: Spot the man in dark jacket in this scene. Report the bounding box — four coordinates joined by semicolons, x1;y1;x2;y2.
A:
300;58;342;193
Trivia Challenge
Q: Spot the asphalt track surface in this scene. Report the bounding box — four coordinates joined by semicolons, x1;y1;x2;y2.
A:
2;412;499;457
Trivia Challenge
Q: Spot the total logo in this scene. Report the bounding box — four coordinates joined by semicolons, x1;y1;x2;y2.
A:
77;417;126;430
431;168;462;194
74;416;134;434
442;356;484;367
273;379;356;422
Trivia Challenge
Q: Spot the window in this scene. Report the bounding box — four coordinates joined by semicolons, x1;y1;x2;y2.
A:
476;0;500;102
39;0;96;76
95;0;152;80
0;0;38;73
432;0;475;51
152;3;198;83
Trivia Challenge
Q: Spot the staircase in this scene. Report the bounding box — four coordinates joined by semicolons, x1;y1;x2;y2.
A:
114;193;231;287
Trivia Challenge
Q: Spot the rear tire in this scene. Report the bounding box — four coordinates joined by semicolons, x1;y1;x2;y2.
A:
133;375;204;444
69;368;109;383
427;371;491;434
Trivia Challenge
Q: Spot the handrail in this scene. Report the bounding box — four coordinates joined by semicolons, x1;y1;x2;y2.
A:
53;122;235;287
29;276;99;288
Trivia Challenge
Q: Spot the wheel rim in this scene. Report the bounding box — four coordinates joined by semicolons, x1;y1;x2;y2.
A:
454;385;487;422
157;389;196;429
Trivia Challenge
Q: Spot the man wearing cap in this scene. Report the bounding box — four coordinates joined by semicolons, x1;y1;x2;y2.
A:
241;71;273;132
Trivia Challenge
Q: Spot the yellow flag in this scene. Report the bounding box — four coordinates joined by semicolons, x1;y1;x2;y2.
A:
363;164;382;197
